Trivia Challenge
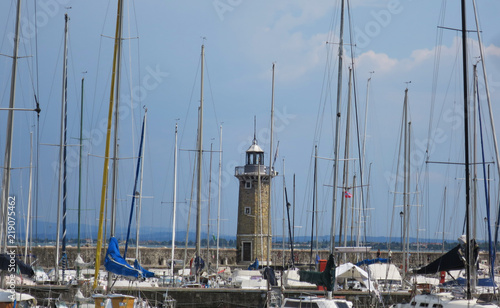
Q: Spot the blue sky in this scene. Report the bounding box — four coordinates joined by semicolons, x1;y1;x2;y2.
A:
1;0;500;246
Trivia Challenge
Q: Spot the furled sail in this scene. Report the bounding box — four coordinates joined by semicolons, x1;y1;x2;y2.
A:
104;237;141;279
299;253;335;291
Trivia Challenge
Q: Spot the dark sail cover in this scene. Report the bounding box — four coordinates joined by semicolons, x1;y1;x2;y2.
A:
0;253;34;277
263;267;277;286
104;237;141;279
134;259;154;278
413;242;478;274
299;253;336;291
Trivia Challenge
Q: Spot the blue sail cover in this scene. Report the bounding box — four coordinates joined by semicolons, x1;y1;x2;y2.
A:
134;259;154;278
356;258;388;266
441;277;496;287
104;237;141;279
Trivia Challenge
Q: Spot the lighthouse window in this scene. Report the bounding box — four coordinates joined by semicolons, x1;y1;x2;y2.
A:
245;181;252;189
245;207;251;215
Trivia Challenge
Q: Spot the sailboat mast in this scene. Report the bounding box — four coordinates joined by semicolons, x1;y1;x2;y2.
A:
110;0;125;241
0;0;21;255
171;123;178;281
472;0;500;181
356;73;373;247
460;0;472;299
207;143;213;262
216;125;222;273
56;13;69;283
196;44;205;278
267;63;275;265
310;145;317;265
24;133;33;264
136;110;147;262
402;88;409;280
93;0;124;290
442;187;447;254
339;67;352;249
107;0;124;290
282;158;286;268
331;0;345;254
472;64;478;243
77;77;84;281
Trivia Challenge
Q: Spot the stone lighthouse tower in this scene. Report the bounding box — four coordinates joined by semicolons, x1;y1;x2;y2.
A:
235;135;276;264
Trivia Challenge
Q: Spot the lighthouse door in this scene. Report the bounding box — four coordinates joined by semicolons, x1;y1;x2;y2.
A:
242;242;252;261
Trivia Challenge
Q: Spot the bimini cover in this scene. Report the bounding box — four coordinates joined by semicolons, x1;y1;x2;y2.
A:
367;263;402;281
335;263;370;280
104;237;141;279
134;259;154;278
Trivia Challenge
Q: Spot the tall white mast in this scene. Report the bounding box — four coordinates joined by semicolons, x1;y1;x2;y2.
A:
267;63;275;265
207;143;213;262
356;73;373;246
171;123;178;282
216;125;222;273
24;132;33;264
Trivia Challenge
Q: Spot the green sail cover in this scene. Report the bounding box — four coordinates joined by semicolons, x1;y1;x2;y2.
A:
299;253;336;291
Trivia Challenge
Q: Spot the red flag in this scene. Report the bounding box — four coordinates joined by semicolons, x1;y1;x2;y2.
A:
344;191;352;198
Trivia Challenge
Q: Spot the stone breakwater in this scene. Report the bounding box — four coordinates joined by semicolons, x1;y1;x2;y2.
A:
16;245;492;269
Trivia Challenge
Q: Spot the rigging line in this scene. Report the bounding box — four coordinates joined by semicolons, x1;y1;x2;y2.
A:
19;3;37;119
319;6;340;152
90;0;112;144
68;30;84;136
203;56;220;136
125;0;143;166
392;95;406;245
128;3;135;178
0;1;15;64
426;0;447;158
39;29;64;140
476;80;495;279
179;55;201;147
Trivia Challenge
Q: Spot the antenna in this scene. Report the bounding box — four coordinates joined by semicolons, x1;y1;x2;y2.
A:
253;115;257;144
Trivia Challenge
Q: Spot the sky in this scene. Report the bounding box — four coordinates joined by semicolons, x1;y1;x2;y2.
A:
0;0;500;247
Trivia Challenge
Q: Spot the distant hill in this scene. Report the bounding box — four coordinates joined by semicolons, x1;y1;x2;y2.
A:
25;220;455;245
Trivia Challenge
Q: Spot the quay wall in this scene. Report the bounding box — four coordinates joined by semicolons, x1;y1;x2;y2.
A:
18;246;496;269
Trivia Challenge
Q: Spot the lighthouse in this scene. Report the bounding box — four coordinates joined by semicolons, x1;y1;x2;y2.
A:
234;135;277;264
